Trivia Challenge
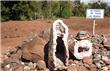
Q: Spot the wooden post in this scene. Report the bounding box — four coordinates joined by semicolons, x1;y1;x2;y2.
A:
93;20;96;35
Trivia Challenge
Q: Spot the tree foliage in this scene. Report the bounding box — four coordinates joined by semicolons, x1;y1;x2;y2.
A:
51;1;60;18
59;1;73;18
72;1;87;16
1;1;110;21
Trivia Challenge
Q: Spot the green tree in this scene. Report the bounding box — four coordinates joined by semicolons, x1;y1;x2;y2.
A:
105;6;110;16
28;1;43;19
59;1;73;18
1;1;20;21
1;2;10;21
88;2;107;9
11;1;29;20
42;1;52;19
87;2;109;16
72;1;87;16
51;1;60;18
1;1;109;21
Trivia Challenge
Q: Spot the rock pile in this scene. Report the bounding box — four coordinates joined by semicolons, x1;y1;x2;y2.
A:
68;46;110;71
92;47;110;71
1;32;49;71
1;60;50;71
91;34;110;71
1;29;110;71
68;31;110;71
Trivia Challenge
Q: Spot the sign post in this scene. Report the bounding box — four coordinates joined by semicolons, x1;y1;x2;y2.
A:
86;9;104;35
93;20;96;35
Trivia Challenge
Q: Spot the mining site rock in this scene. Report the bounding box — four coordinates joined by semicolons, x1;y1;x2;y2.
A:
92;46;110;70
102;56;109;64
1;47;22;67
37;68;50;71
83;57;93;64
92;47;99;53
103;59;110;65
83;63;90;68
89;64;97;71
2;57;20;68
48;19;69;71
74;40;92;59
75;31;90;40
22;36;46;62
104;35;110;50
95;62;102;69
36;60;46;70
11;49;22;59
77;65;89;71
24;65;30;71
93;53;101;62
74;60;83;66
71;31;92;60
15;64;24;71
28;62;37;70
103;66;109;71
108;65;110;70
68;59;75;65
8;49;22;63
2;64;12;71
91;35;105;46
67;65;77;71
89;67;97;71
43;68;50;71
9;62;23;71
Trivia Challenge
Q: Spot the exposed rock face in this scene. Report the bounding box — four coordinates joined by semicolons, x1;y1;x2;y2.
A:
48;20;69;71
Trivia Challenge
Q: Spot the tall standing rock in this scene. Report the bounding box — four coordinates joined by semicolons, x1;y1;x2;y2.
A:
48;20;69;71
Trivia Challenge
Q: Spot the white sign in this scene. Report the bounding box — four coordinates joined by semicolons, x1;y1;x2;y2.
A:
86;9;104;19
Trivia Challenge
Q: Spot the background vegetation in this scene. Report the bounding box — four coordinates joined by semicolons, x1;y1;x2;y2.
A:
1;1;110;21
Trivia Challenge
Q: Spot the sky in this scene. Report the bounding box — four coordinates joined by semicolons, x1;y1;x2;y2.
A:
80;0;110;6
80;0;110;3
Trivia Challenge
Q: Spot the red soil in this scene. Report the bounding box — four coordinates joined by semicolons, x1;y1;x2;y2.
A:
1;17;110;52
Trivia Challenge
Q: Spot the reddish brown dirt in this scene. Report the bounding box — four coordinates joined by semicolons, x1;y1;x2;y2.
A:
1;19;51;52
1;17;110;53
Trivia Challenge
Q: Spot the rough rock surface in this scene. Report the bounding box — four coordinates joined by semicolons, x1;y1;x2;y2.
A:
83;57;93;64
36;60;46;70
1;31;110;71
